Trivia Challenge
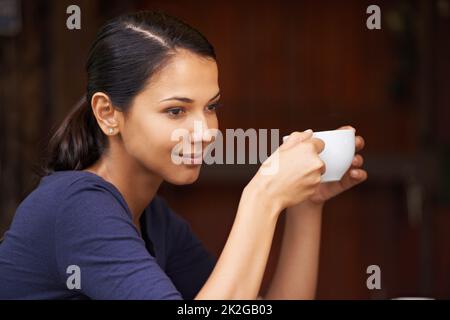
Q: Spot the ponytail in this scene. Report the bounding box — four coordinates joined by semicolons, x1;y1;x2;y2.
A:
42;96;106;175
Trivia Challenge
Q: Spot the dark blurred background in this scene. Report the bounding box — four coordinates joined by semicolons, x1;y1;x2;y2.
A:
0;0;449;299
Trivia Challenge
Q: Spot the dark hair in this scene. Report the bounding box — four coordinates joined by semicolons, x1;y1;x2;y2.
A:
41;11;216;176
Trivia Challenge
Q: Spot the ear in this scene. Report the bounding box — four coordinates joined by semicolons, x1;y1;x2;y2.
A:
91;92;120;135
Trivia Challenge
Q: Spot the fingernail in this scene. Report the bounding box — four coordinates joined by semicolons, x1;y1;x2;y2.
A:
351;170;359;178
304;129;313;133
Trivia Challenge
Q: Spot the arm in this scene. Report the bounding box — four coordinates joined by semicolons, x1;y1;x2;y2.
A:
263;200;323;299
262;126;367;299
194;182;281;300
195;130;326;300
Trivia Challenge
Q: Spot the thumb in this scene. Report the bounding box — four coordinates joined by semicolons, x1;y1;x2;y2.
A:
281;129;313;150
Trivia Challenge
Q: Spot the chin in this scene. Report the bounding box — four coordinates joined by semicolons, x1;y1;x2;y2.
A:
166;165;202;185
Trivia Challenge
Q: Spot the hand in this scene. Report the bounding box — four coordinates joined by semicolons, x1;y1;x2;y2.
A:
307;125;368;205
248;130;326;212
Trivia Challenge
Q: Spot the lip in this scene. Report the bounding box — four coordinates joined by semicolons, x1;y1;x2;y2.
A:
173;153;203;165
182;154;202;165
181;153;203;159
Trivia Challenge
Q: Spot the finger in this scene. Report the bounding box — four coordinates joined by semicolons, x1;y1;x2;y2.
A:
338;125;356;132
319;159;326;174
310;137;325;153
338;168;367;191
350;169;368;181
355;136;365;152
339;125;364;152
282;130;313;149
351;154;364;167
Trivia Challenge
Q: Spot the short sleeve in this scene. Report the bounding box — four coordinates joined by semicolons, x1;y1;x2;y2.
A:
55;178;182;300
157;199;216;300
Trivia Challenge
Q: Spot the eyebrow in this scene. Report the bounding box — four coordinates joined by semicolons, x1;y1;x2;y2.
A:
159;91;221;103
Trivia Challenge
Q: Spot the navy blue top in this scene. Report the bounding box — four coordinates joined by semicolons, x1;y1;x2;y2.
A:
0;171;216;299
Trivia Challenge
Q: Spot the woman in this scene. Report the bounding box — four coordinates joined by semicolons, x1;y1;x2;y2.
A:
0;11;367;299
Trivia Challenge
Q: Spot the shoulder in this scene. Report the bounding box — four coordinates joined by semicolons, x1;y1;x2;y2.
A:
53;171;141;253
38;170;120;199
10;170;129;228
48;171;133;226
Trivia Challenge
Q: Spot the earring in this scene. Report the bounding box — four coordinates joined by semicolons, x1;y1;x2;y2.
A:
108;127;114;135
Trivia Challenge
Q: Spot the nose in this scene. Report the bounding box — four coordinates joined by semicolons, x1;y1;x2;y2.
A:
188;114;213;144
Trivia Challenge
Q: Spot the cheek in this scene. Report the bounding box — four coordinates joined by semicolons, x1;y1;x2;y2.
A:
208;115;219;131
142;125;176;164
121;115;174;166
121;112;218;182
204;115;219;148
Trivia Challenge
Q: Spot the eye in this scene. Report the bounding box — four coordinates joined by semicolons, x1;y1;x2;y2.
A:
165;107;185;118
206;102;222;113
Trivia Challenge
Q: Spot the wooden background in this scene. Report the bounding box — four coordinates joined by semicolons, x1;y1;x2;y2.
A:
0;0;449;299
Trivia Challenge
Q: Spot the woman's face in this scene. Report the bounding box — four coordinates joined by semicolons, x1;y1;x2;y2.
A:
119;49;220;185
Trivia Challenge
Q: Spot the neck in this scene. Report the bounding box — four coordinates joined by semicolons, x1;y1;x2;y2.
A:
83;140;163;228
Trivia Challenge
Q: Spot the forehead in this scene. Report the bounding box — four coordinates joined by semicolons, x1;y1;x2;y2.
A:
142;50;219;100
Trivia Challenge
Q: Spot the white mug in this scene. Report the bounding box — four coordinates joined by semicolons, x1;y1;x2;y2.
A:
283;129;355;183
